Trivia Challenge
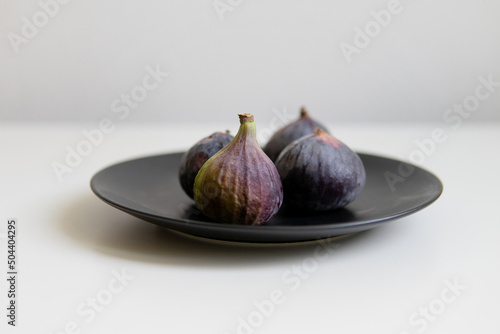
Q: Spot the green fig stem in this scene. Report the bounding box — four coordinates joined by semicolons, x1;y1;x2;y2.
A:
300;107;309;118
235;113;257;142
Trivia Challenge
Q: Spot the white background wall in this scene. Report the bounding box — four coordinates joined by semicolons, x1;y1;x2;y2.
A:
1;0;499;124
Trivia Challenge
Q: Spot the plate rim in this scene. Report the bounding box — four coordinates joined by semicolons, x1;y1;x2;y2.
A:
90;151;443;232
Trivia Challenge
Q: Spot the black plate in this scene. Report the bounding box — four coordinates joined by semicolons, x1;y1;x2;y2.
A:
90;152;442;243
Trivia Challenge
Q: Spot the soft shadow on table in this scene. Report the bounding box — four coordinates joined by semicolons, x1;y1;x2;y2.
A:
58;195;382;268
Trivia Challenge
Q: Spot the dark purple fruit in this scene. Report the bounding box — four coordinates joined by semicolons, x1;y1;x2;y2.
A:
179;130;233;198
193;114;283;225
275;129;366;211
264;107;330;162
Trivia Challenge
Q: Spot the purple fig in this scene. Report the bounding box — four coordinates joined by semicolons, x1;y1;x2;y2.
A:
264;107;330;162
179;131;233;198
193;114;283;225
275;129;366;211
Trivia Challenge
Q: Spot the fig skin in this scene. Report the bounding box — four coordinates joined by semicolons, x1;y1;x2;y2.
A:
275;129;366;211
193;114;283;225
179;131;233;198
264;107;330;162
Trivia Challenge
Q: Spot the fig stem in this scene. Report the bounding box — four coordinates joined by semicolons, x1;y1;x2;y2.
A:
315;127;341;147
238;113;254;124
314;127;326;136
300;107;309;118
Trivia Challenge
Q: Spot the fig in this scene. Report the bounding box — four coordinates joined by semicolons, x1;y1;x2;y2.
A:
179;131;233;198
264;107;330;162
275;128;366;211
193;113;283;225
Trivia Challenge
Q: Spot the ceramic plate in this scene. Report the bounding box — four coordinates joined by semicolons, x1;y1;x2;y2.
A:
90;152;442;243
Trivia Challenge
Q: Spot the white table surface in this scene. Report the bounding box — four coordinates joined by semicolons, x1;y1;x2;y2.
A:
1;121;499;334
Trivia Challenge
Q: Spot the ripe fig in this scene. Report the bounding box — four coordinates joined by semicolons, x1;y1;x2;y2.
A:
264;107;330;162
179;131;233;198
193;114;283;225
275;129;366;211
